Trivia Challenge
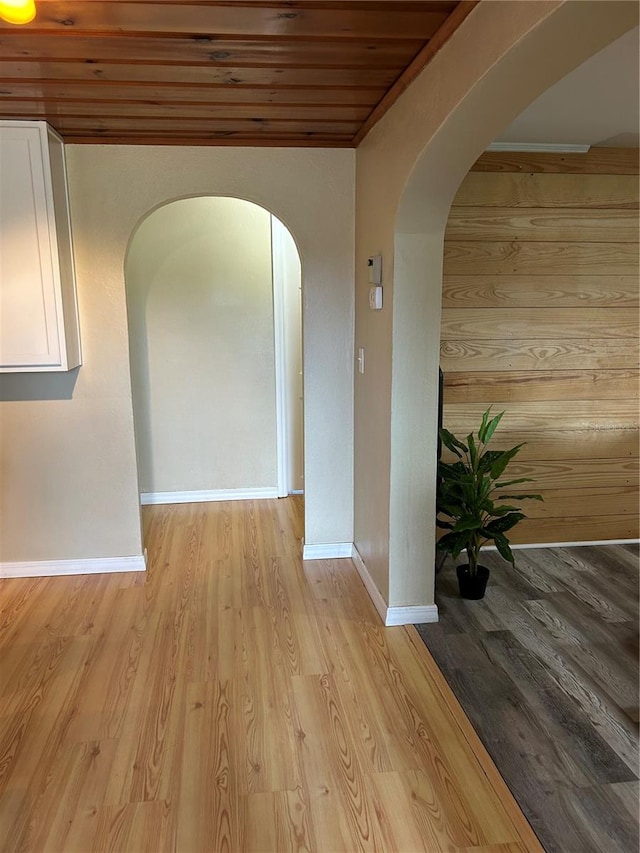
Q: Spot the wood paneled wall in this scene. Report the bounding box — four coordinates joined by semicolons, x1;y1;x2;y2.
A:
441;148;639;545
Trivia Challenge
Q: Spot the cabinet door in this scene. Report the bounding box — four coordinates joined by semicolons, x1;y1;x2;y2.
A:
0;125;64;368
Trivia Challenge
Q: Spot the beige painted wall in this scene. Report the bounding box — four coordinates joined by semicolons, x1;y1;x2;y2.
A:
0;146;354;563
126;197;277;494
354;0;638;608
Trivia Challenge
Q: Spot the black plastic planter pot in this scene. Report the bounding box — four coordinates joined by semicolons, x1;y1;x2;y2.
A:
456;564;490;600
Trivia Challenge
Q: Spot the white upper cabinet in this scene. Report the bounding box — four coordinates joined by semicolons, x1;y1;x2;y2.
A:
0;120;81;372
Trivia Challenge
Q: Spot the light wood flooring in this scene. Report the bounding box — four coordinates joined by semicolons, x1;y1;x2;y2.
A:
0;497;541;852
418;544;639;853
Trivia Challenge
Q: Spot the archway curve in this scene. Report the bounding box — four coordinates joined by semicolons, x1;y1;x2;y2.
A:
124;191;305;274
123;194;303;509
354;0;638;620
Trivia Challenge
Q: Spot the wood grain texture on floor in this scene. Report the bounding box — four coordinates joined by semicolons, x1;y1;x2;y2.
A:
0;498;541;852
417;544;639;853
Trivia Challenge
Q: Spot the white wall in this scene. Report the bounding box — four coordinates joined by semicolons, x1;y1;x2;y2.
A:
126;197;277;495
354;0;638;612
0;146;354;564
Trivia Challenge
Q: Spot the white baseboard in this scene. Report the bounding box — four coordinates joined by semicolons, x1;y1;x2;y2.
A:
351;545;439;627
141;487;278;506
0;553;147;579
484;538;640;551
302;541;353;560
385;605;439;626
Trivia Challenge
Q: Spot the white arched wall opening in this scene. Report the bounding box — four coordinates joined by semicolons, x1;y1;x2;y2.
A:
48;146;355;567
124;196;303;506
353;0;638;625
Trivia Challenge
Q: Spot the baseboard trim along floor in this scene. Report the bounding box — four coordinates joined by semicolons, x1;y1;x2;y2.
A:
0;553;147;578
302;541;353;560
141;487;278;505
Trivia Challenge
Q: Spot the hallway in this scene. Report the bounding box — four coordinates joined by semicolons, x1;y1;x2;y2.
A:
0;498;540;851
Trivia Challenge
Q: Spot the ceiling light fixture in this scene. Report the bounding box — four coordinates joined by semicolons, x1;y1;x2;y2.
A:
0;0;36;25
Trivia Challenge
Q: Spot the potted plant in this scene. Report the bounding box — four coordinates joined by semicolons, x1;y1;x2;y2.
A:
436;408;542;600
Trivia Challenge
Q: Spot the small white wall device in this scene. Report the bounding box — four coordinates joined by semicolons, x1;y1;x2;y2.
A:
367;255;383;310
369;285;383;310
367;255;382;285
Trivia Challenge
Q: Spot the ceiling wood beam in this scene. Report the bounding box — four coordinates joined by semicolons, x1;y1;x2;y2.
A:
0;34;424;68
11;1;453;39
0;101;372;120
0;82;383;105
0;61;401;88
62;134;355;147
48;115;361;133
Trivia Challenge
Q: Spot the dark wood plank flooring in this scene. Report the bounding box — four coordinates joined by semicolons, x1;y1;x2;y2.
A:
417;543;639;853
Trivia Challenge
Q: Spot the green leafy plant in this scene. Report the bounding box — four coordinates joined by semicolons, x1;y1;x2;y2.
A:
436;408;543;575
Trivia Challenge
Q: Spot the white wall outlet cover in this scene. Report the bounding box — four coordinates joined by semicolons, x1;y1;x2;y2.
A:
369;285;383;310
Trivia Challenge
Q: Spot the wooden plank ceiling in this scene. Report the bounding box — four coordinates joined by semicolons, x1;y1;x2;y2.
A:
0;0;476;146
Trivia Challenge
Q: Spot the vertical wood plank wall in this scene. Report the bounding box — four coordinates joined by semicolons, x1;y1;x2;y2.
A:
441;148;639;545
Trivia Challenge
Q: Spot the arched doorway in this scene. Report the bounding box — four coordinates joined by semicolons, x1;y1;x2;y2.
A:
353;0;637;624
125;196;303;507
